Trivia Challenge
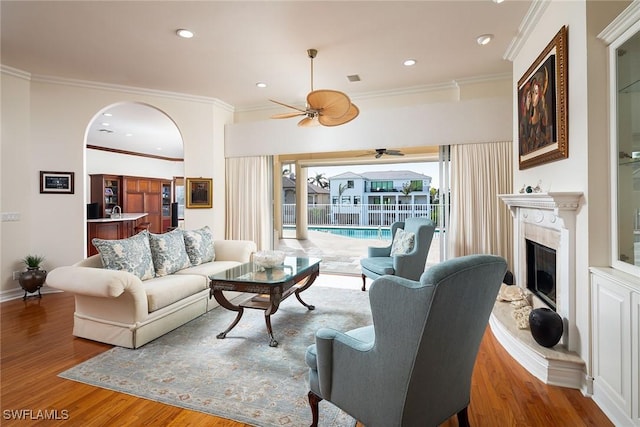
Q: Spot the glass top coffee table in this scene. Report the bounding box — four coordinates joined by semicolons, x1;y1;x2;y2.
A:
209;256;321;347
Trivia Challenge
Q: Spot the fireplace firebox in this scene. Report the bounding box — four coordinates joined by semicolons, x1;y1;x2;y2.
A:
526;239;557;310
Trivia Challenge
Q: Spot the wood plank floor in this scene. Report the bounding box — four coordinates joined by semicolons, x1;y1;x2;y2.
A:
1;292;612;426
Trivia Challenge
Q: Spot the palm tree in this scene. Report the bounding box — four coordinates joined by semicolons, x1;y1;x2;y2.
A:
308;172;329;189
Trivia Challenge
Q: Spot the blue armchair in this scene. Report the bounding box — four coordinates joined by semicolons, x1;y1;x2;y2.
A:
360;217;436;291
306;254;507;427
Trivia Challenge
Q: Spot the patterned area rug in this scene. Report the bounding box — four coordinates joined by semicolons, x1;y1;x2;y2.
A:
59;286;371;426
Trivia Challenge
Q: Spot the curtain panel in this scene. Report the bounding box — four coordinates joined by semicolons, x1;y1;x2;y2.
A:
225;156;273;250
449;141;513;269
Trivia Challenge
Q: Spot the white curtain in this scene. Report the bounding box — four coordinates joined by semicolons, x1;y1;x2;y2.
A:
225;156;273;250
449;141;513;268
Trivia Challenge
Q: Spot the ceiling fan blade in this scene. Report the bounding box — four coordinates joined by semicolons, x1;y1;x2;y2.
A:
271;111;306;119
375;152;383;159
269;99;306;113
318;103;360;127
307;90;351;119
386;150;404;156
298;116;320;127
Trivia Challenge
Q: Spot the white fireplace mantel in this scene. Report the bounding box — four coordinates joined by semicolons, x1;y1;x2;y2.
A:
490;191;586;390
499;192;583;214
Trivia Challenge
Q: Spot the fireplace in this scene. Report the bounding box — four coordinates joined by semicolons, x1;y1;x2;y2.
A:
491;192;585;389
526;239;557;310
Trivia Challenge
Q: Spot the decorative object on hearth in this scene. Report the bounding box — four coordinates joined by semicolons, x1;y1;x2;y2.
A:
270;49;359;127
529;307;563;348
18;254;47;300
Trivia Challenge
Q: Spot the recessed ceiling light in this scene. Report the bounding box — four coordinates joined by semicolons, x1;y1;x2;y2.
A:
125;133;133;137
403;59;417;67
256;82;267;88
101;122;110;126
477;34;494;46
102;112;112;117
493;0;505;3
176;29;194;39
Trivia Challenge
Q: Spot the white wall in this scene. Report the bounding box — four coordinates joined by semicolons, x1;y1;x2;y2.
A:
226;96;512;158
0;70;231;295
511;0;630;376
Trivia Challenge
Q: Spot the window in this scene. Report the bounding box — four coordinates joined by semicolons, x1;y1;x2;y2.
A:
354;196;361;205
410;180;423;191
370;180;393;192
347;180;354;188
332;196;339;205
341;196;351;204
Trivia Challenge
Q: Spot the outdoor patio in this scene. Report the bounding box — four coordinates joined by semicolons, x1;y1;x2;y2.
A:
276;228;442;276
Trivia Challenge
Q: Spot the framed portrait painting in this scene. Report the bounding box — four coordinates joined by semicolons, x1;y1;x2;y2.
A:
518;25;568;170
186;177;212;209
40;171;75;194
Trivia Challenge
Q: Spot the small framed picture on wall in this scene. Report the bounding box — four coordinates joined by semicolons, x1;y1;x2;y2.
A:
40;171;75;194
186;177;212;209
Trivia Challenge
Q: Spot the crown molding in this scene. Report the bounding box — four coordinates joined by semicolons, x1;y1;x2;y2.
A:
503;0;551;62
235;74;511;114
1;64;32;80
597;0;640;44
1;64;235;113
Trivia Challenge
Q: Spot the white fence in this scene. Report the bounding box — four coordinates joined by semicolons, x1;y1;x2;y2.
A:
282;203;446;227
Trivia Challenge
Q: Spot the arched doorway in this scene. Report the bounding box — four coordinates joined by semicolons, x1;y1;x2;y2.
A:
84;102;185;238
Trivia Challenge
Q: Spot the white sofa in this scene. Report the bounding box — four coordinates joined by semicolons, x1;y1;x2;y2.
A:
46;238;256;348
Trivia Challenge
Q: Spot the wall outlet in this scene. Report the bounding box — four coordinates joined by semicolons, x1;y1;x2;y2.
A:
12;271;22;280
1;212;20;222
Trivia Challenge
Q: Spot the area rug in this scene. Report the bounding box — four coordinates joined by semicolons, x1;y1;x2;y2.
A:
59;286;372;426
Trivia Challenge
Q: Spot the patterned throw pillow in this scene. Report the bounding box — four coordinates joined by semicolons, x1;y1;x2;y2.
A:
148;228;192;276
390;228;415;256
183;226;215;266
92;230;155;280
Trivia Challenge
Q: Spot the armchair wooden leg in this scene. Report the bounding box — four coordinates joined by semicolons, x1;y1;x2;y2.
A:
457;406;470;427
308;390;323;427
361;274;367;291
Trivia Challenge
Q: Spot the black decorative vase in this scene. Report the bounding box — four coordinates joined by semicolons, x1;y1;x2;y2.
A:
18;267;47;300
529;307;563;348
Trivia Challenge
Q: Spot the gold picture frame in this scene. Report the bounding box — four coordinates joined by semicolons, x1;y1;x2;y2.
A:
517;25;568;170
186;177;212;209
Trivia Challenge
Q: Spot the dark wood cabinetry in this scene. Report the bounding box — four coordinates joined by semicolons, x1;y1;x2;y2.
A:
90;174;122;218
90;174;172;235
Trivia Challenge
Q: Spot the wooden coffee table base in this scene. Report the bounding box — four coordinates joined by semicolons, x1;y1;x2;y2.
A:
210;264;319;347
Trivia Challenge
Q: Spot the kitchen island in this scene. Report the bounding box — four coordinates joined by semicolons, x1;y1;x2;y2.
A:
87;213;148;256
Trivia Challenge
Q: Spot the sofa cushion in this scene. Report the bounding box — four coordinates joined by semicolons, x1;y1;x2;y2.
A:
183;226;215;266
390;228;415;256
143;274;208;312
174;260;242;278
360;257;395;276
148;229;191;277
92;231;155;280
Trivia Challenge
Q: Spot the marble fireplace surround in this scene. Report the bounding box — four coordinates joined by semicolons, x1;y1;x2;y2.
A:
491;192;586;390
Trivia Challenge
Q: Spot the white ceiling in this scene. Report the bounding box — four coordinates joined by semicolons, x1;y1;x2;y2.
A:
1;0;533;158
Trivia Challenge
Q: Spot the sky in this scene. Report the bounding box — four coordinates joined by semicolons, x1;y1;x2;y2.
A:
307;161;441;188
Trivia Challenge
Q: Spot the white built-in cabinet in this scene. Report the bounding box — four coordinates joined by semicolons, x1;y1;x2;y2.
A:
590;268;639;426
594;3;640;425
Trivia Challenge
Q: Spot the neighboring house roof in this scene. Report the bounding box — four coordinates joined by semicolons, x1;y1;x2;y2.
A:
282;176;329;194
329;172;365;180
329;170;431;181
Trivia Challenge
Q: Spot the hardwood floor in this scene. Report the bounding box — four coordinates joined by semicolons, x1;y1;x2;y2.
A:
1;292;612;426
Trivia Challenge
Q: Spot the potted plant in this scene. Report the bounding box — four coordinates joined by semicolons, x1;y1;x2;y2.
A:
18;254;47;300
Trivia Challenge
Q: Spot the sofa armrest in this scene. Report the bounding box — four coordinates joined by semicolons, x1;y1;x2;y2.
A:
46;266;145;299
214;240;257;263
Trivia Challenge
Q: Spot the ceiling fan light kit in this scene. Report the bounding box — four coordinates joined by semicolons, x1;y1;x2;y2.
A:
270;49;359;127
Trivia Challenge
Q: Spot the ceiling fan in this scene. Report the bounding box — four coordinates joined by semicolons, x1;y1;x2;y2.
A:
270;49;359;127
370;148;404;158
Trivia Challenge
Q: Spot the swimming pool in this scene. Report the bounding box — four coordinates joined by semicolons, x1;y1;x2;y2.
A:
284;226;392;240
